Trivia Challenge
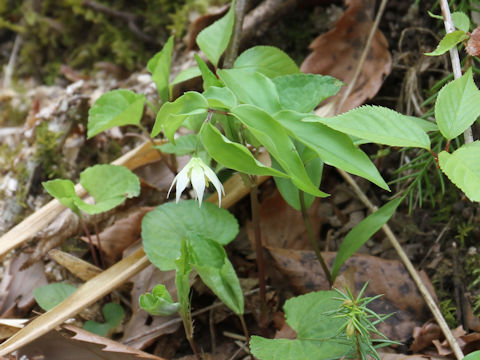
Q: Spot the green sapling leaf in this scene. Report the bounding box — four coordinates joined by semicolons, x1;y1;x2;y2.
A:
435;68;480;140
147;35;174;102
196;0;235;67
451;11;470;32
83;303;125;336
42;179;80;215
156;134;198;156
87;89;145;139
439;141;480;202
34;283;77;311
194;54;223;89
170;66;202;86
175;238;193;318
203;86;237;109
200;123;287;177
331;197;403;280
233;46;300;78
425;30;468;56
142;200;239;271
273;74;343;113
463;350;480;360
139;284;180;316
307;105;431;149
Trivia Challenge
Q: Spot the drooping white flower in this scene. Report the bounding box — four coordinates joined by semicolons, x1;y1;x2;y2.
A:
168;157;225;206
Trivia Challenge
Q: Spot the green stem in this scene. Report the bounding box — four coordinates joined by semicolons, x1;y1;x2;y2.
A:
181;312;201;360
298;191;332;286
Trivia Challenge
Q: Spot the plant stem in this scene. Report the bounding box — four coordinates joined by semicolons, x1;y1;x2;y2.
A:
249;176;268;334
298;191;332;286
138;124;178;176
223;0;247;69
182;314;202;360
239;314;249;340
93;222;106;269
78;216;100;268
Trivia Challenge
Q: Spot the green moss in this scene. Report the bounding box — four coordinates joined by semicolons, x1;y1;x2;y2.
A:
34;122;66;180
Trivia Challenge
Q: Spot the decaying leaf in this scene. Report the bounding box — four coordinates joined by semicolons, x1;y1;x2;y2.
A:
410;322;442;352
466;26;480;57
301;0;392;113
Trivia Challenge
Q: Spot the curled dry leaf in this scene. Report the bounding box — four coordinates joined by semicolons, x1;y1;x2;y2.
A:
301;0;392;113
410;322;442;352
466;26;480;57
267;247;437;342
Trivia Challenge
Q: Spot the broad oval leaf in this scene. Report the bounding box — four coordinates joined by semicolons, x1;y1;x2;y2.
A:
147;35;174;102
463;350;480;360
42;179;79;215
438;141;480;202
203;86;237;109
234;46;300;78
142;200;239;270
87;89;145;139
218;69;282;114
331;197;403;280
83;303;125;336
275;110;389;190
201;123;287;177
231;105;328;197
273;74;343;113
170;66;201;86
452;11;470;32
435;68;480;140
34;283;77;311
196;0;235;67
308;105;431;149
425;30;468;56
156;134;198;156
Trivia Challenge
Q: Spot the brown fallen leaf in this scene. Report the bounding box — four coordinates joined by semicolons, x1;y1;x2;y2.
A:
410;322;443;352
267;247;437;342
432;327;480;356
379;353;442;360
301;0;391;113
466;26;480;57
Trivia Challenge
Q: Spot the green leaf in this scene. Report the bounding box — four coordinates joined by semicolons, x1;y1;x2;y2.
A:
76;164;141;214
309;105;431;149
275;110;389;190
152;91;209;141
463;350;480;360
201;123;287;177
233;46;300;78
273;74;343;113
407;116;438;132
34;283;77;311
87;89;145;139
156;134;198;156
435;68;480;140
188;236;244;315
194;54;222;89
83;303;125;336
139;284;180;316
42;179;80;215
147;36;174;102
250;291;350;360
203;86;237;109
439;141;480;202
427;11;444;20
175;238;192;318
231;105;328;197
451;11;470;32
196;0;235;67
425;30;468;56
218;69;282;114
331;198;403;280
170;66;201;86
142;200;239;270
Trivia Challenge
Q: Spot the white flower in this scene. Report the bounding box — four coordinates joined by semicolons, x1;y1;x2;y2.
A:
168;157;225;206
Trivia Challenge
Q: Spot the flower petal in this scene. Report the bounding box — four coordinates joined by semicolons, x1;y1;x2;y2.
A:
203;165;225;207
190;166;206;206
175;169;190;203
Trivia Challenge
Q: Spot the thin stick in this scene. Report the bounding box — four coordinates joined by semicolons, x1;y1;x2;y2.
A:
93;222;106;269
337;168;464;360
438;0;473;144
3;34;22;88
223;0;248;69
299;191;332;285
335;0;388;114
238;314;249;340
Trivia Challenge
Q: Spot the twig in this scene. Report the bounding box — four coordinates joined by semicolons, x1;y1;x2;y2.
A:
3;34;22;88
223;0;248;69
335;0;388;114
438;0;473;144
337;168;464;360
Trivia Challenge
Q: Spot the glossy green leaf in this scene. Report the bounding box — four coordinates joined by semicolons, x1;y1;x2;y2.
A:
147;36;174;102
435;68;480;140
152;92;209;141
203;86;237;109
139;284;180;316
231;105;328;197
156;134;198;156
196;0;235;67
463;350;480;360
175;238;192;318
309;105;431;149
194;54;222;89
452;11;470;32
275;110;389;190
233;46;300;78
201;123;287;177
331;197;403;280
34;283;77;311
273;74;343;113
87;89;145;139
407;116;438;132
83;303;125;336
439;141;480;202
170;66;201;86
250;291;350;360
218;69;282;114
188;236;244;315
142;200;239;270
42;179;80;215
425;30;468;56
